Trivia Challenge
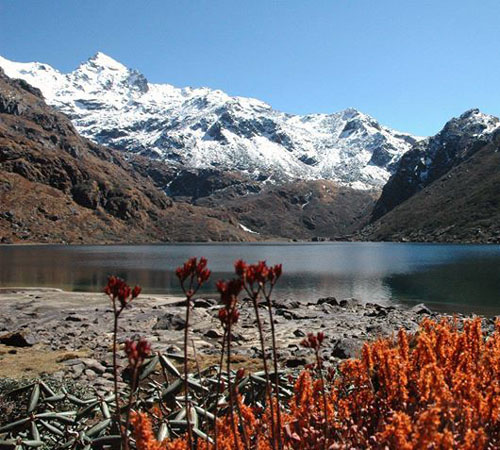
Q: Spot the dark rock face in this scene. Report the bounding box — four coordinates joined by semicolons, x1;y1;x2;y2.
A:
0;331;37;347
371;109;500;222
71;182;101;209
203;109;296;153
129;151;378;241
369;142;400;169
166;169;261;200
193;179;377;240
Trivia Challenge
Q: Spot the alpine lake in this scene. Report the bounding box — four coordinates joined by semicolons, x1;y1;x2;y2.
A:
1;242;500;316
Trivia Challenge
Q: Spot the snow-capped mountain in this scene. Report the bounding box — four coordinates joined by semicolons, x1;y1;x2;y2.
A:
0;52;421;189
371;108;500;220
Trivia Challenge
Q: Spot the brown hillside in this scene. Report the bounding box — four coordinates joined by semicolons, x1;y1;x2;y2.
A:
359;131;500;243
0;69;252;243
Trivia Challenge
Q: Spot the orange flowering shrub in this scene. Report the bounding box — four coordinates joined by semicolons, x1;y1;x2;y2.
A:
132;318;500;449
332;317;500;449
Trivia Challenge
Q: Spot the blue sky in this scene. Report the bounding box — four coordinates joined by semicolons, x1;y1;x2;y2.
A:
1;0;499;136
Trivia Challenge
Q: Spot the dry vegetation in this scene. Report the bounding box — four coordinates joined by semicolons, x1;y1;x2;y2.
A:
0;345;90;379
1;258;498;449
131;317;500;449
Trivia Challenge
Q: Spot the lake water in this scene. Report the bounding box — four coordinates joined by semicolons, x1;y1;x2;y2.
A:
1;243;500;315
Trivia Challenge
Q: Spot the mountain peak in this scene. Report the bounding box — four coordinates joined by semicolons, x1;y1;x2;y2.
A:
0;52;419;189
459;108;481;119
342;107;361;118
80;52;127;71
445;108;499;137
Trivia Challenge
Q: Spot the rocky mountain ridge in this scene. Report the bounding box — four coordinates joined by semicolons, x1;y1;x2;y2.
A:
0;52;420;190
359;129;500;243
0;67;255;243
371;109;500;221
0;67;378;243
358;110;500;243
3;52;500;244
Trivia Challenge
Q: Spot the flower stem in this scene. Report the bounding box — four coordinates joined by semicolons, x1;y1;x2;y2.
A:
112;306;126;448
226;320;241;450
213;328;227;450
123;362;139;447
248;289;277;448
315;348;329;450
183;292;194;450
264;289;283;450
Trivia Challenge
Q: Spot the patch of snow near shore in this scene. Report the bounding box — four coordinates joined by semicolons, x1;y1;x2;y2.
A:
239;223;259;234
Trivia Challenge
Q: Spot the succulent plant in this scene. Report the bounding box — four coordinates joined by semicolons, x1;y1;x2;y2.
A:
0;351;293;449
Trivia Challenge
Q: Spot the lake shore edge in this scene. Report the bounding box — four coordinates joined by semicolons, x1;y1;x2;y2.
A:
0;287;497;399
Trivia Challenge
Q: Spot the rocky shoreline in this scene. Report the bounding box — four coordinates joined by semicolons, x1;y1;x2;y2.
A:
0;288;496;396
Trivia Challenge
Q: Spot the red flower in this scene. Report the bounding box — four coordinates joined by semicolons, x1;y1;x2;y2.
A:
217;279;242;307
235;259;283;289
217;278;242;326
125;337;151;366
234;259;247;276
176;257;211;287
217;303;240;326
104;276;140;308
301;332;326;351
132;285;142;299
271;263;282;282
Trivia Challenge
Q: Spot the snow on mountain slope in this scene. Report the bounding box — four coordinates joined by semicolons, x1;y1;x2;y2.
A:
0;52;421;189
371;108;500;221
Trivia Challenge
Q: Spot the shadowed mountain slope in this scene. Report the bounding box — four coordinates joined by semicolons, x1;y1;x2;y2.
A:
371;109;499;222
0;68;253;243
360;130;500;243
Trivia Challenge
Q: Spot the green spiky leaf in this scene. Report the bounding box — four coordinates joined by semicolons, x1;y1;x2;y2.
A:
159;354;181;378
28;383;40;413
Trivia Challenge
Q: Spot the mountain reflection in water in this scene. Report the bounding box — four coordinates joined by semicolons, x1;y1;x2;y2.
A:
1;243;499;315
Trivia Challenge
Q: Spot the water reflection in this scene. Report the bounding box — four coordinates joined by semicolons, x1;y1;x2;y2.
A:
1;243;500;315
385;258;500;315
